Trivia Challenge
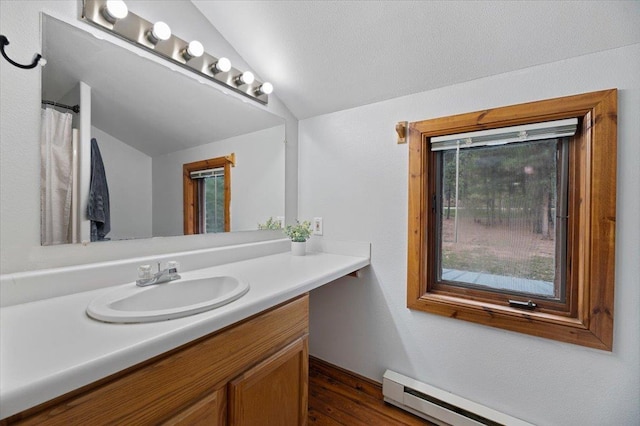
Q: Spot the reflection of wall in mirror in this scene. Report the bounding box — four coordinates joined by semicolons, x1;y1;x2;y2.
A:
57;85;80;130
152;125;285;237
91;127;153;240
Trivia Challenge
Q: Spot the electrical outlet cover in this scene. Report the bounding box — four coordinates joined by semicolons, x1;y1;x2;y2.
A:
313;217;323;235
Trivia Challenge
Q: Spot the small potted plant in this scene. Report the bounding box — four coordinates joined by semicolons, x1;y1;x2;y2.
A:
284;220;312;256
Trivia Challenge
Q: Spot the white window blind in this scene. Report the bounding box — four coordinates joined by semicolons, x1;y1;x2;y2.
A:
190;167;224;179
430;118;578;151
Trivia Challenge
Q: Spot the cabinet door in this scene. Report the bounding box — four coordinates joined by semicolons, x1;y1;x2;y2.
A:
161;386;226;426
228;336;309;426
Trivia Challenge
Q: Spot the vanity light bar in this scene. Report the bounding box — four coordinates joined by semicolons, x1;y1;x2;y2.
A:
82;0;270;104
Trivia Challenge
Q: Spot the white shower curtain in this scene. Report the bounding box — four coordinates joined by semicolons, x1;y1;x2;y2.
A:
40;108;74;245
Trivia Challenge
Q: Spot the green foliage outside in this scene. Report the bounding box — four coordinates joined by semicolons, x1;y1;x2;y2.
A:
442;139;558;236
443;249;555;282
441;139;560;287
204;176;225;233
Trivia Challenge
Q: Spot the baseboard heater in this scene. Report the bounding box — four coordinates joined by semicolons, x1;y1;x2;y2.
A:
382;370;534;426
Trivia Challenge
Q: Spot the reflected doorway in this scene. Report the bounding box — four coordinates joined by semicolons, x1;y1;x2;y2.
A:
183;154;235;234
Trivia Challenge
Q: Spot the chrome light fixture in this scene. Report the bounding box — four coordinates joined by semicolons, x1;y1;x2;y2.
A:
147;21;171;44
235;71;255;86
102;0;128;23
82;0;271;104
255;82;273;96
182;40;204;61
211;57;231;74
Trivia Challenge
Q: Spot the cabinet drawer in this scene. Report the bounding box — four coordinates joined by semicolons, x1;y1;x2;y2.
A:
161;386;226;426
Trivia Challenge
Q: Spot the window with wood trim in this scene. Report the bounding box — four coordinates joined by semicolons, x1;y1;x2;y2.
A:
183;154;235;234
407;89;617;350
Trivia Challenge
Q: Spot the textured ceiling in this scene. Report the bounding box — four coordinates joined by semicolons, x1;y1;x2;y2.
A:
193;0;640;120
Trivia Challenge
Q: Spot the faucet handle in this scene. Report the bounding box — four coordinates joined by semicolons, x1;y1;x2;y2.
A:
138;265;152;280
166;260;180;280
166;261;180;278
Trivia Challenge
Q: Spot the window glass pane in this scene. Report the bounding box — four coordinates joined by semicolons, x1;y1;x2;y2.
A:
439;139;563;299
203;175;225;233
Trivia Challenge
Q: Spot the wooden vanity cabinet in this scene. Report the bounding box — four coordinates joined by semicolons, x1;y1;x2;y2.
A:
4;294;309;426
162;386;227;425
163;336;309;426
228;336;308;425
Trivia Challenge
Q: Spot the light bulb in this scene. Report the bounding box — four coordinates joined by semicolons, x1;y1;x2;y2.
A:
148;21;171;44
102;0;128;23
211;57;231;73
236;71;255;86
186;40;204;58
256;82;273;95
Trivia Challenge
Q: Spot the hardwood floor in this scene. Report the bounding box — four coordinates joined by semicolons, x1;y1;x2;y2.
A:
308;357;433;425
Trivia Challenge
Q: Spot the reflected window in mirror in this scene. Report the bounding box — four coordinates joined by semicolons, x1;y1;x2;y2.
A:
200;171;226;233
183;154;235;234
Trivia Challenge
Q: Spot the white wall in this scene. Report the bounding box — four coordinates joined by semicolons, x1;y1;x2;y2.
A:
0;0;297;274
57;84;79;129
152;125;285;236
300;44;640;425
91;127;153;240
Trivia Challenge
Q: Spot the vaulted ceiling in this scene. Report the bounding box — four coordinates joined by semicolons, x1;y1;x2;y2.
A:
193;1;640;120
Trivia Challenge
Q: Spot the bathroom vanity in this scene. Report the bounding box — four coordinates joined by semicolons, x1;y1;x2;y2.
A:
0;3;368;424
6;295;308;425
0;240;370;424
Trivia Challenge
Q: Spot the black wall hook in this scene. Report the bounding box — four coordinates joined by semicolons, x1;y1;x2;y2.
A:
0;35;42;69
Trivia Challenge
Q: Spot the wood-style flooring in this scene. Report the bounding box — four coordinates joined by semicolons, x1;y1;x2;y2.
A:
308;357;434;425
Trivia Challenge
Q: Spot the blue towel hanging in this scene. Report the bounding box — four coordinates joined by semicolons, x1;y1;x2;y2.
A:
87;138;111;241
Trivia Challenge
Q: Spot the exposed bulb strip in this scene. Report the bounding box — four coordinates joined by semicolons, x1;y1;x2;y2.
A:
83;0;271;104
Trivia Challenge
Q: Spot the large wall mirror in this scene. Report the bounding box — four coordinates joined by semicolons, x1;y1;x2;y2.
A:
40;14;285;245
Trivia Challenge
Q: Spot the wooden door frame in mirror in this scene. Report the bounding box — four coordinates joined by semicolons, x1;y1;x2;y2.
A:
183;154;235;234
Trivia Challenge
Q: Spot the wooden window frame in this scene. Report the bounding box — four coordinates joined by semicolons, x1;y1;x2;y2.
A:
183;154;235;235
407;89;617;350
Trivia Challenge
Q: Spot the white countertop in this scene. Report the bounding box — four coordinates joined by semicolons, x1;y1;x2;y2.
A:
0;250;369;419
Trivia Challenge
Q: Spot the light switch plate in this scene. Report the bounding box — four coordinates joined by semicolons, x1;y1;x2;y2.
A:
313;217;323;235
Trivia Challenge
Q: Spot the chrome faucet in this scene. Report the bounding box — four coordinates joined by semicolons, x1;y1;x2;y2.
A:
136;261;181;287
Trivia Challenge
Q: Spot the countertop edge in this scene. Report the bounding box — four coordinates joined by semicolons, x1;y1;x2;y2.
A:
0;250;369;420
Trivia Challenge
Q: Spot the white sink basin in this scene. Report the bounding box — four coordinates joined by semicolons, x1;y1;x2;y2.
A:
86;276;250;323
